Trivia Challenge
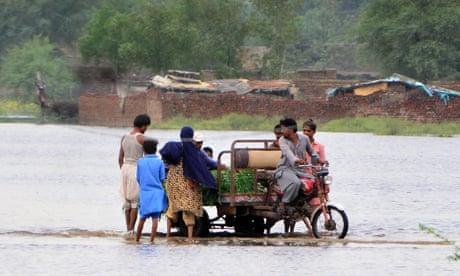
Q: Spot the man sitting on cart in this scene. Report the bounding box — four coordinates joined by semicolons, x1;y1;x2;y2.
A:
274;118;319;216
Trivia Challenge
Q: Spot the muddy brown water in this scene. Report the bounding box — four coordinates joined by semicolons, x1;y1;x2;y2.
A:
0;124;458;275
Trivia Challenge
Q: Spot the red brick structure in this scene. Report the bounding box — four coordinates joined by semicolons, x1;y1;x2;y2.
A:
79;81;460;127
79;93;148;127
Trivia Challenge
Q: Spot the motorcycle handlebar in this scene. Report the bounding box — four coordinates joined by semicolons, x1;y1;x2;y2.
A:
297;162;329;168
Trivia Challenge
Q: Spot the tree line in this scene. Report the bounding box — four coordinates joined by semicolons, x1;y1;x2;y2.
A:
0;0;459;104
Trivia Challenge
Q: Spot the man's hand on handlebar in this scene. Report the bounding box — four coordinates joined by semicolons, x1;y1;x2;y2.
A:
295;158;306;165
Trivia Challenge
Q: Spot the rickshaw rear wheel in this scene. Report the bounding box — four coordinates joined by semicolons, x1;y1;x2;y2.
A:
235;215;264;236
178;209;210;237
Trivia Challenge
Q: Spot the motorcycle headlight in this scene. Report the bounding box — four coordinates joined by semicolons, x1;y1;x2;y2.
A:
324;175;333;185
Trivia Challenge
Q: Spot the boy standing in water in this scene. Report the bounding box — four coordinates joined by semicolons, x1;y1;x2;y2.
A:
135;139;167;243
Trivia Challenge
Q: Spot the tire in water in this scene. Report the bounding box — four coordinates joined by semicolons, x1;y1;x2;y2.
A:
311;205;348;239
235;215;265;236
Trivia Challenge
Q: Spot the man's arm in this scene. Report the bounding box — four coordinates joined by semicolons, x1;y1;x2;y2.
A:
318;144;326;163
279;137;298;167
305;139;319;164
118;136;125;169
159;160;166;181
136;133;145;145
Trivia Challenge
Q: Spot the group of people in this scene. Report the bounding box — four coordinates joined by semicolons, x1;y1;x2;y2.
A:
118;114;326;243
118;114;217;244
271;118;327;217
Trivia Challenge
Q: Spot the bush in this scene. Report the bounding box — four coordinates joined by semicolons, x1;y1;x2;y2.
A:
322;117;460;137
157;113;282;131
0;100;41;115
50;101;79;119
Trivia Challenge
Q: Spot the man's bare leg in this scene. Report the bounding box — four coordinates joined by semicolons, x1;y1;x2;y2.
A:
128;208;137;231
303;217;313;236
124;208;131;231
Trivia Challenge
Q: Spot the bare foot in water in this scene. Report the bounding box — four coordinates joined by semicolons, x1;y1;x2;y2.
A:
186;239;197;245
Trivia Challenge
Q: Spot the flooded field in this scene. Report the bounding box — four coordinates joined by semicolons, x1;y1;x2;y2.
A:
0;123;459;275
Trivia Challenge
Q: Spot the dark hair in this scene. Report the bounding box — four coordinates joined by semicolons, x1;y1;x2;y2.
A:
274;124;282;134
203;146;213;155
134;114;151;128
143;138;158;154
303;119;317;131
280;118;297;132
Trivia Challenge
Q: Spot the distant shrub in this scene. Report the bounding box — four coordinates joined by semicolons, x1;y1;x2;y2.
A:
157;113;282;131
0;100;40;115
419;224;459;262
322;117;460;137
50;101;79;119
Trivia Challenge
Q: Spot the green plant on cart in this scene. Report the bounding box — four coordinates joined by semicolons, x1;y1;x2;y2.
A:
202;170;256;205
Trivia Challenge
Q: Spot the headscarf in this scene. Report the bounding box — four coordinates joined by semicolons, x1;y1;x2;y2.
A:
160;126;216;190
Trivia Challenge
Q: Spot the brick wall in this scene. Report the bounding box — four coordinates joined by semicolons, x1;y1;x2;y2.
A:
79;83;460;127
157;90;303;120
79;92;148;127
326;88;460;123
294;79;356;101
295;79;460;102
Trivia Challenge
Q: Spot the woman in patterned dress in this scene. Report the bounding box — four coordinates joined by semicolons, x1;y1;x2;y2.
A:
159;126;216;243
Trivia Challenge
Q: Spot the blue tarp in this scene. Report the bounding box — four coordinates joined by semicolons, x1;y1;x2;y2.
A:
328;74;460;105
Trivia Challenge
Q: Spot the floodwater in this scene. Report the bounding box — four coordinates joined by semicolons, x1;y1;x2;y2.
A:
0;123;459;275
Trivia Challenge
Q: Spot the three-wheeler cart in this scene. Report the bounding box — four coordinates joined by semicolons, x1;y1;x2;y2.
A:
178;139;282;236
175;139;349;239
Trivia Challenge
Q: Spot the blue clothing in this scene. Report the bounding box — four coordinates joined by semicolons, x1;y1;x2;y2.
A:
159;126;216;190
200;150;218;169
136;154;167;219
159;141;182;165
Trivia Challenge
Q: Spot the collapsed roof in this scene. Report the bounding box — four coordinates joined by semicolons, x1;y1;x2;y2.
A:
150;70;293;97
328;73;460;105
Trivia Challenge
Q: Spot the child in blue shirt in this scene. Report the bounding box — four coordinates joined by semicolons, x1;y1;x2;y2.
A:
135;138;168;243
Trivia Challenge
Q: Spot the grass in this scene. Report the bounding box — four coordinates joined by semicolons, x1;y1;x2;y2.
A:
157;114;460;137
419;224;459;262
1;100;459;137
0;100;41;123
320;117;460;137
0;100;41;115
0;99;80;124
156;113;282;131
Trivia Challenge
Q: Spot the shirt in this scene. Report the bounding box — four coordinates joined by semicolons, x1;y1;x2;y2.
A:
277;133;319;177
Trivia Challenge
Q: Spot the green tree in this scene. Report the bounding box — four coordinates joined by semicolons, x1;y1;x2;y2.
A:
0;36;74;103
119;1;192;74
289;0;366;71
249;0;303;79
179;0;248;77
78;0;248;78
78;6;134;76
357;0;460;81
0;0;97;54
